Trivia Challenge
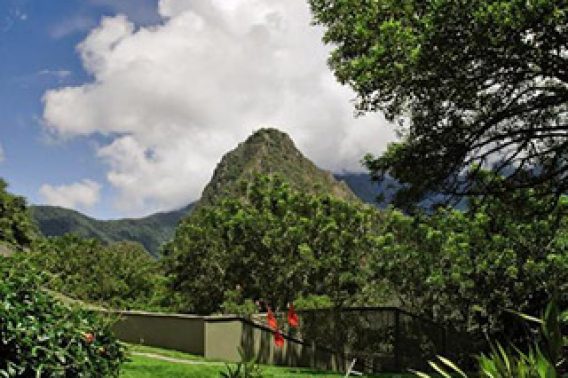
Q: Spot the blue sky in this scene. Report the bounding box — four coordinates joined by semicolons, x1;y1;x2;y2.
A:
0;0;158;218
0;0;394;219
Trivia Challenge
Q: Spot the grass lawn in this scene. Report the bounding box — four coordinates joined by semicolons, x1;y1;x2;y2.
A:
120;344;415;378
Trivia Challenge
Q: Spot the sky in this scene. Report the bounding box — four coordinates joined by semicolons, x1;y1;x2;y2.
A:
0;0;396;219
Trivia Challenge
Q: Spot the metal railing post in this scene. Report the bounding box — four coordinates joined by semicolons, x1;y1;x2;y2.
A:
394;309;401;371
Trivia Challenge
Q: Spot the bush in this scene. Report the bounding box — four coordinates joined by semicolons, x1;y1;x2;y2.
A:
0;178;37;250
30;235;166;310
294;295;333;310
0;257;125;377
413;299;568;377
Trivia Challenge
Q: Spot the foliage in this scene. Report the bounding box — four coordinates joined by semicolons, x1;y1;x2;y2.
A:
371;190;568;336
0;178;37;251
219;347;264;378
294;295;334;311
164;174;385;314
415;347;557;378
0;256;125;377
221;288;259;316
413;299;568;377
513;298;568;373
31;203;194;257
198;128;358;208
309;0;568;207
29;235;167;310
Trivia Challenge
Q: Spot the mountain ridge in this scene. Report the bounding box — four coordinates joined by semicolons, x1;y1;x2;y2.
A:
31;203;194;257
31;129;378;255
199;128;359;207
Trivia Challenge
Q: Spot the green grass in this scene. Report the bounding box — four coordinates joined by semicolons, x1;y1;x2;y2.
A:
126;344;205;361
121;355;221;378
120;344;414;378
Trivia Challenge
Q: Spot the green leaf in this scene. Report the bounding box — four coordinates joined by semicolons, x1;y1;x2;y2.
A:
428;361;451;378
436;356;468;377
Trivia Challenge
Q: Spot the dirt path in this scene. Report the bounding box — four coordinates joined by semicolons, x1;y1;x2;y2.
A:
131;351;225;366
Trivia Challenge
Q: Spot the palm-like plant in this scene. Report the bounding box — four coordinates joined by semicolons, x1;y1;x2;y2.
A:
412;299;567;377
219;347;263;378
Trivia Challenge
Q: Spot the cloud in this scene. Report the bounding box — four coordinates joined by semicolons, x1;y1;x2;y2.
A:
49;16;96;39
88;0;160;25
39;180;101;210
42;0;396;216
2;7;27;32
0;143;4;163
38;69;72;80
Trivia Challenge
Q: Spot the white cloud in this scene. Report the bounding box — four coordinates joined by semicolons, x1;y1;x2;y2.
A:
38;69;72;79
49;16;96;39
42;0;396;216
88;0;160;25
39;180;101;210
1;8;27;32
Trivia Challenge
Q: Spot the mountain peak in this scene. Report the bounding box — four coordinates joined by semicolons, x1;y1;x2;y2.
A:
198;128;358;206
247;127;295;143
233;128;301;160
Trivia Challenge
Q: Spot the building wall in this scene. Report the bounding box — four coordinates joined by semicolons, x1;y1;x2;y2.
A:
111;311;345;372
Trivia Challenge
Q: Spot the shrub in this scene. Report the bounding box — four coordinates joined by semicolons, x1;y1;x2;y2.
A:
30;235;165;310
0;178;37;250
413;299;568;377
0;257;125;377
219;347;263;378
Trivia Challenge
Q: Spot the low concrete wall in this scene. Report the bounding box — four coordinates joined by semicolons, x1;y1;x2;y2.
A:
111;311;345;372
205;317;344;371
111;311;205;356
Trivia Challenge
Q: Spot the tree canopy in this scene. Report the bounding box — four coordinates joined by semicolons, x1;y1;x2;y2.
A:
0;178;37;251
372;190;568;337
163;175;384;314
309;0;568;207
31;235;166;310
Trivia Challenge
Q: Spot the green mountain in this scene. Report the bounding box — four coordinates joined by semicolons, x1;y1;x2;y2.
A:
31;128;361;256
30;204;193;257
199;128;359;207
334;172;400;207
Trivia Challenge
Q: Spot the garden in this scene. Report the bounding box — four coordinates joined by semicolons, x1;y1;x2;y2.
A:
1;0;567;376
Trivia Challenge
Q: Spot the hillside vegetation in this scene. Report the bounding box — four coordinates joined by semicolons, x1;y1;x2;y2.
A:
31;204;193;256
198;128;359;207
31;129;363;255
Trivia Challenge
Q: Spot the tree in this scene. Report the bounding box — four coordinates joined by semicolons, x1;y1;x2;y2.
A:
309;0;568;207
0;178;37;250
372;190;568;338
163;175;384;314
31;235;164;310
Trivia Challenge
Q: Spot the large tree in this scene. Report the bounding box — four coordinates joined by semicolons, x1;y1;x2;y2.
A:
163;175;383;314
372;189;568;338
309;0;567;207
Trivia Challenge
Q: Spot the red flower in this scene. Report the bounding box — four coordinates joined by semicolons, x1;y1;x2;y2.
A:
267;307;278;330
84;332;95;344
287;303;299;328
273;330;284;348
